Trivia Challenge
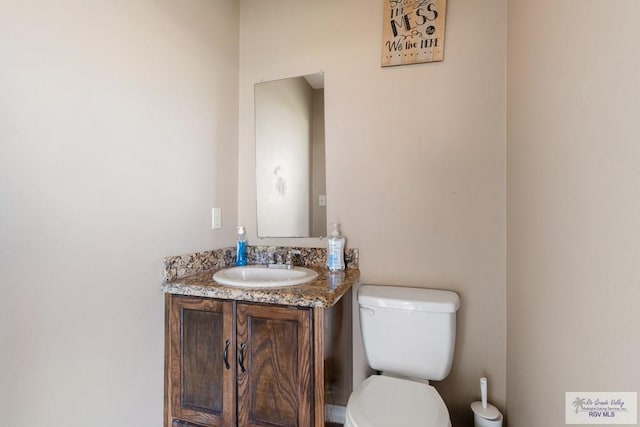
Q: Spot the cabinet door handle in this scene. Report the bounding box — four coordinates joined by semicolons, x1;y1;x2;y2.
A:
238;342;246;373
223;339;231;370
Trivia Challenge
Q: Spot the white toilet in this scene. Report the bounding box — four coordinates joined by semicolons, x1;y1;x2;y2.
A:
344;285;460;427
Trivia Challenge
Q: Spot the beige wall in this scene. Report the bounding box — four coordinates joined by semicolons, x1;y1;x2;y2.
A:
239;1;507;425
0;1;238;426
507;1;640;425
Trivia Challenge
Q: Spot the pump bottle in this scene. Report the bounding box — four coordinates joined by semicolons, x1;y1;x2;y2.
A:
236;226;247;266
326;223;345;271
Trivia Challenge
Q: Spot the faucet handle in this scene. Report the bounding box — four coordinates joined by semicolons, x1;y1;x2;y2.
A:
272;249;288;265
266;249;275;265
256;248;269;265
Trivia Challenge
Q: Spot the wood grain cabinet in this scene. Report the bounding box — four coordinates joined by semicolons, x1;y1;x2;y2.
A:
165;293;351;427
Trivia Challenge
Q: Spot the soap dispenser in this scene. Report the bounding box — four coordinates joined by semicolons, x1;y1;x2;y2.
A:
326;223;345;272
236;225;247;266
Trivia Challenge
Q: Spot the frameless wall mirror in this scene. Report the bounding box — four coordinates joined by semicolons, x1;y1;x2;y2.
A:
255;72;327;238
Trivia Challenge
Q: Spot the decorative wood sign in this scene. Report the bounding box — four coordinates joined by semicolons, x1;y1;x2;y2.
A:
381;0;447;67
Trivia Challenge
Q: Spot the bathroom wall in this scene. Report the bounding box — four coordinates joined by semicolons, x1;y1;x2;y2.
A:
507;1;640;425
238;1;507;425
0;1;238;426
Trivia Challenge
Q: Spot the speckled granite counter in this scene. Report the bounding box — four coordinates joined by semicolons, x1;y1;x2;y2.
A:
161;246;359;308
162;266;358;308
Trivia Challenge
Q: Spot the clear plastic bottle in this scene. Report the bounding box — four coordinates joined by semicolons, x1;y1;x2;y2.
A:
236;225;247;266
326;223;345;271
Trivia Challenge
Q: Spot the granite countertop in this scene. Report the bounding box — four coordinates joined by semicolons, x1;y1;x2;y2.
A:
161;265;359;308
161;246;359;307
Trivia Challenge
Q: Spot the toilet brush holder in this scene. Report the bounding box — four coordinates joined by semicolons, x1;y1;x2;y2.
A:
471;378;503;427
473;409;503;427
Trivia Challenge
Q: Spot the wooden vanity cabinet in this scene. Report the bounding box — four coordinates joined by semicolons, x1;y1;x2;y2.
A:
165;293;348;427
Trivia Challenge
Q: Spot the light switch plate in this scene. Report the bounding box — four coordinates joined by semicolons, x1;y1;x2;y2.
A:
212;208;222;229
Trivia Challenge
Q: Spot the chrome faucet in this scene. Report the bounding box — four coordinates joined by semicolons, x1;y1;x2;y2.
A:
285;249;301;269
266;248;300;269
267;248;286;268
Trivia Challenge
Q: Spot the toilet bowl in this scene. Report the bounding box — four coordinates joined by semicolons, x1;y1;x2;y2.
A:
344;285;460;427
344;375;451;427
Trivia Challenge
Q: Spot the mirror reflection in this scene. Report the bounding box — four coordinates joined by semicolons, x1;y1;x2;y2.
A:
255;72;326;238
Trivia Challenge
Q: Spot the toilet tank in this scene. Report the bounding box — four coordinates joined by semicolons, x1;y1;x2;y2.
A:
358;285;460;381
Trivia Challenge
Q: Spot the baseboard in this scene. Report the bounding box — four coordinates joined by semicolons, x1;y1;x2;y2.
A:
325;404;347;424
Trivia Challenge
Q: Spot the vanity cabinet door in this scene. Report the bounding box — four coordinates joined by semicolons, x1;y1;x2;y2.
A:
236;303;313;427
168;295;236;427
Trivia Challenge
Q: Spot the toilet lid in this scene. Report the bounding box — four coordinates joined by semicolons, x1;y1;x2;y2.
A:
346;376;450;427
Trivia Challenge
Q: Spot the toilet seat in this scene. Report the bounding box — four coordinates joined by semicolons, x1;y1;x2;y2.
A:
345;375;451;427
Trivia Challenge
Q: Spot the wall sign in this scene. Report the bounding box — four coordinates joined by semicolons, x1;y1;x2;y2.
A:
381;0;447;67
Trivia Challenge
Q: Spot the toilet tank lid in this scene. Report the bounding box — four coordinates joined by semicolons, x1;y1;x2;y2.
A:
358;285;460;313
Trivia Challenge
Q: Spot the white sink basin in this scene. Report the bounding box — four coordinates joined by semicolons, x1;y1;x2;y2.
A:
212;265;318;288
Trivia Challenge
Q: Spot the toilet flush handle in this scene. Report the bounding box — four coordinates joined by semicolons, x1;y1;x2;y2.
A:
361;307;375;316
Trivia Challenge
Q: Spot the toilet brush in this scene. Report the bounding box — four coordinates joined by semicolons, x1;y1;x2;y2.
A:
481;377;488;409
471;377;501;424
